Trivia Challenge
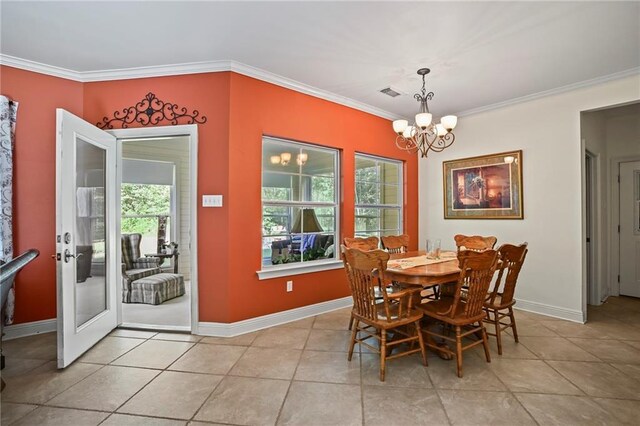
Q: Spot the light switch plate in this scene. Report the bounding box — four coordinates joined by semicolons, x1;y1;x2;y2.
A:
202;195;223;207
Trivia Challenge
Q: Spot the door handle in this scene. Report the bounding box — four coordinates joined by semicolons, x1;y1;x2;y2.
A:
63;249;82;263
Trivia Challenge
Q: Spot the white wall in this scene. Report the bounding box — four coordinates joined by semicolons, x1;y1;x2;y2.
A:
123;137;191;280
419;75;640;322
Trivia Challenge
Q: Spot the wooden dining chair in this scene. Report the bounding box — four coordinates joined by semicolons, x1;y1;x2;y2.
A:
343;236;381;330
380;234;410;254
483;243;528;354
454;234;498;253
343;247;426;381
418;250;499;378
343;236;379;251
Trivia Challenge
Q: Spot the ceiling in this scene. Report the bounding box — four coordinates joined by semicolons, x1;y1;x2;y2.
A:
1;1;638;118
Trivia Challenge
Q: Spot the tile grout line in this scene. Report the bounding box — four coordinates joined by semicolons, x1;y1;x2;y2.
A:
187;342;251;424
273;316;315;425
97;335;197;424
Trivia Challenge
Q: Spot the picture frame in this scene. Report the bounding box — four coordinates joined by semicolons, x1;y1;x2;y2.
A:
443;150;523;219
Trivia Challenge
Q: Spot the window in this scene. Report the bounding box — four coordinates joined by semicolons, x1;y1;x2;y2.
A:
262;137;339;268
355;154;403;240
121;159;175;263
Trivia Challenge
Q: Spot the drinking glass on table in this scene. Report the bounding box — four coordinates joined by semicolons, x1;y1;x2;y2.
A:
427;239;441;259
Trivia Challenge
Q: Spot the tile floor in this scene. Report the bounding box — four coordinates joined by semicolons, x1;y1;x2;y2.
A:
2;296;640;425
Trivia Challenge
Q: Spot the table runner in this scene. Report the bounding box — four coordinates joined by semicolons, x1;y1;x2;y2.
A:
387;252;457;270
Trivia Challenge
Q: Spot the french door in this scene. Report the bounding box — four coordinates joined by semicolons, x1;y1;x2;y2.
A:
56;109;118;368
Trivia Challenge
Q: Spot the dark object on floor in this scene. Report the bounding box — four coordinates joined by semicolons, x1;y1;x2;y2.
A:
0;249;40;391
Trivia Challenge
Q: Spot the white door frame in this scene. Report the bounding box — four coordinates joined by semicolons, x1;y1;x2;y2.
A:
585;150;602;305
109;125;199;334
610;154;640;296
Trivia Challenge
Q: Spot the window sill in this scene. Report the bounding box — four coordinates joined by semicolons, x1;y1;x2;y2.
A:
256;259;344;280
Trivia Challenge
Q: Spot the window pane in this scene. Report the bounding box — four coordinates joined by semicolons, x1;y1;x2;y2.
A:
263;171;295;201
355;156;378;182
381;162;400;185
263;139;301;174
355;208;380;233
314;207;335;232
263;236;301;266
262;206;290;236
380;208;400;232
301;149;335;177
355;182;380;205
311;176;334;202
381;184;400;206
121;184;170;216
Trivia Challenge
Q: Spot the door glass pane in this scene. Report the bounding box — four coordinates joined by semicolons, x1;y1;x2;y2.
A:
75;137;107;328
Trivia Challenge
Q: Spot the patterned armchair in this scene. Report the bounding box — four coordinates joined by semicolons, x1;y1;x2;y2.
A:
121;233;162;302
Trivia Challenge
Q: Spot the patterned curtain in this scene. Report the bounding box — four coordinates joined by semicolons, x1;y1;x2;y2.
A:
0;95;18;325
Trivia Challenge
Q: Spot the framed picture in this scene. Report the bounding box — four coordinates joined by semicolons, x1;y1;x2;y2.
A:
443;150;523;219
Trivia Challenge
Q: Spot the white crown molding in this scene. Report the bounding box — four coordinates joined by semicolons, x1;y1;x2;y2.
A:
456;67;640;118
3;318;57;340
80;60;232;82
198;296;352;337
0;54;400;121
0;54;83;81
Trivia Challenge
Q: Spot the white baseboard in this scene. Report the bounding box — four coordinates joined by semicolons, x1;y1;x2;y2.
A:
198;296;352;337
515;299;584;323
119;322;191;333
3;318;57;340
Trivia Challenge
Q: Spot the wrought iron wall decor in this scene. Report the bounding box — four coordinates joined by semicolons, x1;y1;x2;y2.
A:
96;92;207;129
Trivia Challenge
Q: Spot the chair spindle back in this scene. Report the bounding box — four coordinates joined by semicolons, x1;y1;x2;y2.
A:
489;243;529;306
449;250;499;319
343;247;397;322
454;234;497;253
343;236;379;251
380;234;409;254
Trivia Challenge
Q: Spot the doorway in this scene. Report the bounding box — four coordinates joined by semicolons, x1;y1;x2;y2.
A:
110;125;199;333
618;159;640;297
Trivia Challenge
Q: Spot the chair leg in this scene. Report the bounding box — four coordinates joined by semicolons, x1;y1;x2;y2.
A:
481;322;492;363
348;319;358;361
415;320;428;366
347;313;354;331
455;326;463;378
493;310;503;355
380;329;387;382
509;307;519;343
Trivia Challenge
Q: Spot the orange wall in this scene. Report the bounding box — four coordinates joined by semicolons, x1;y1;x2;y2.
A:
83;73;232;323
2;66;418;325
0;66;84;323
226;73;418;322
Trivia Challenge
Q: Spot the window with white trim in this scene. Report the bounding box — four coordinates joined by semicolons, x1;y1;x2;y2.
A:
261;137;339;268
355;154;403;240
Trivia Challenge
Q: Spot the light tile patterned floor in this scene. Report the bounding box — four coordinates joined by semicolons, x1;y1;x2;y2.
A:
2;296;640;425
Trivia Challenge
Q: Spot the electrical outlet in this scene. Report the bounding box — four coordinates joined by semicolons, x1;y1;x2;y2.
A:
286;280;293;292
